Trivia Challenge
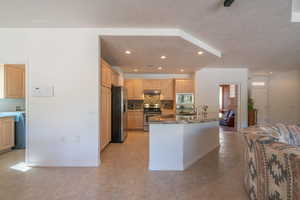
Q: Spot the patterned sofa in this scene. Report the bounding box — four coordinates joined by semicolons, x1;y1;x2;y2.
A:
242;124;300;200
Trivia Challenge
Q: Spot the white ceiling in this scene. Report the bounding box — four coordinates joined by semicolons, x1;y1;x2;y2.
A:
1;0;300;73
101;36;218;73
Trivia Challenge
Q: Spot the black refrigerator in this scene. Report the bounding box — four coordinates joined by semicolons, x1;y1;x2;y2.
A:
111;86;128;143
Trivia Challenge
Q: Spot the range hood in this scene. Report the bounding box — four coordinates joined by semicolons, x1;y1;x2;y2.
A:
144;90;161;95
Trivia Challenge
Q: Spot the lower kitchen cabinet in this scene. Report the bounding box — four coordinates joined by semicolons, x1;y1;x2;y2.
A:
0;117;15;151
127;111;144;130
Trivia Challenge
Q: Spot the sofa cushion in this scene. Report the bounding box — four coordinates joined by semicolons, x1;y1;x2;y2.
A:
241;124;280;139
275;123;291;144
287;125;300;146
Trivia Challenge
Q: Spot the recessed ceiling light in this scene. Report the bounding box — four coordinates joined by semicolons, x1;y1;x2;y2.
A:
180;69;184;72
197;51;203;55
133;69;138;72
158;67;163;70
270;72;273;74
125;50;131;54
160;56;167;59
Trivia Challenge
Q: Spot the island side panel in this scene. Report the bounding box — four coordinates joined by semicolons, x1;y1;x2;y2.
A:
149;124;184;171
183;121;219;169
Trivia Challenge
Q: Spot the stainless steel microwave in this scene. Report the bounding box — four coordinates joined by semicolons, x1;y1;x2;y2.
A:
176;93;194;105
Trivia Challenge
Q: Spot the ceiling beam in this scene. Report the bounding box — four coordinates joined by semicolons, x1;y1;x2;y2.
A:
292;12;300;22
291;0;300;22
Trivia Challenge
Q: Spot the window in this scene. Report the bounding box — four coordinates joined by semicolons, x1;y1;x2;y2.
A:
229;85;236;98
252;82;265;86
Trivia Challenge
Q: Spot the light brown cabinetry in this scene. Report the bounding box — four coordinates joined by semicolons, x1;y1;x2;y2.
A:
100;59;112;151
101;59;112;88
162;109;175;115
0;64;25;99
160;79;174;100
125;79;174;100
111;70;120;86
124;79;144;100
143;79;161;90
175;79;194;93
100;86;111;150
0;117;15;151
127;111;144;130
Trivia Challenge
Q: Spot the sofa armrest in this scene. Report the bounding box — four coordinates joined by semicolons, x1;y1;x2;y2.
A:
259;142;300;199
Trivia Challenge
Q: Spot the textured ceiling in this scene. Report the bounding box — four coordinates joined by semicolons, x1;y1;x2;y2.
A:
101;36;218;73
0;0;300;73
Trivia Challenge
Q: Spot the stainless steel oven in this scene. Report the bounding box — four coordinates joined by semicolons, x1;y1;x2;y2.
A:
143;107;161;131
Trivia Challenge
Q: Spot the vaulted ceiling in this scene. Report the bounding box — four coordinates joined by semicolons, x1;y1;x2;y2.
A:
1;0;300;73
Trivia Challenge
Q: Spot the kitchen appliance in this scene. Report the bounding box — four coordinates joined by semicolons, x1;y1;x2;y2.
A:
144;90;161;95
111;86;128;143
176;93;195;115
143;106;161;131
15;112;26;149
176;93;194;105
143;90;162;131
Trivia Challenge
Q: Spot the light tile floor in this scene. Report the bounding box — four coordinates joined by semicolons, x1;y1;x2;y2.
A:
0;130;248;200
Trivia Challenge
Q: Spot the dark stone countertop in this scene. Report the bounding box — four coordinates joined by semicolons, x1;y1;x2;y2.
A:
148;114;218;124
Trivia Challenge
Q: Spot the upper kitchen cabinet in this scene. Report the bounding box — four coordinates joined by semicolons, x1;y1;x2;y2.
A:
160;79;174;100
111;70;120;86
124;79;144;100
0;64;25;99
175;79;194;94
101;59;112;88
143;79;161;90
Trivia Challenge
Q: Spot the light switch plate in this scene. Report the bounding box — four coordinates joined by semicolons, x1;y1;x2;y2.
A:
31;86;54;97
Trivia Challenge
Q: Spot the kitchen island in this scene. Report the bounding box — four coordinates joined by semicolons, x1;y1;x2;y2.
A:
149;114;219;171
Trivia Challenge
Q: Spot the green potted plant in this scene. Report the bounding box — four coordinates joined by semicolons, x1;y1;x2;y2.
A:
248;98;256;126
248;98;254;111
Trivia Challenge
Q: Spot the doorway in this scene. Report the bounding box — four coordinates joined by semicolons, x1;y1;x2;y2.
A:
0;64;28;171
219;84;238;131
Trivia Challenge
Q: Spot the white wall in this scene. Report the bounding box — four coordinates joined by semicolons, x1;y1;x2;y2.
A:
250;70;300;124
195;68;249;128
0;29;100;166
0;99;25;112
268;70;300;124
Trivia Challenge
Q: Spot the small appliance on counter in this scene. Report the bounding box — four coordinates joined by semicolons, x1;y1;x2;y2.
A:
111;86;128;143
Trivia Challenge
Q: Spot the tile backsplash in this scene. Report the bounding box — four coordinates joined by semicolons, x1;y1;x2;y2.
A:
161;100;174;109
128;100;143;110
0;99;25;112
